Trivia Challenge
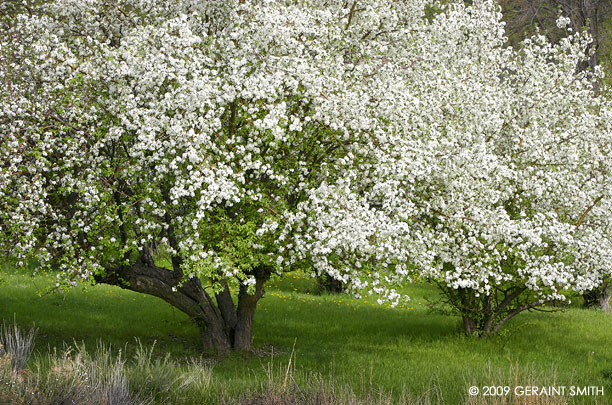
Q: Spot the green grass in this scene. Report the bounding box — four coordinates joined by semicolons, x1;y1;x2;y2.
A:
1;268;611;403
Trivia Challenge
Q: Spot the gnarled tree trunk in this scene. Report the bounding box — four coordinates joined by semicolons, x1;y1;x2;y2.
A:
96;261;271;352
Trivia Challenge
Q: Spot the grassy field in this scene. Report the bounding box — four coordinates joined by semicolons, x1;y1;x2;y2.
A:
0;268;611;404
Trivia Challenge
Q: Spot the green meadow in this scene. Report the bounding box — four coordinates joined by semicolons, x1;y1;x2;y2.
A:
1;268;611;404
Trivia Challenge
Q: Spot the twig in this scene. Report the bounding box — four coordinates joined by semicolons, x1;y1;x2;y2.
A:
575;195;604;228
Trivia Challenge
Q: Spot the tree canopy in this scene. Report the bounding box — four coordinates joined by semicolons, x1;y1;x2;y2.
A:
2;0;612;347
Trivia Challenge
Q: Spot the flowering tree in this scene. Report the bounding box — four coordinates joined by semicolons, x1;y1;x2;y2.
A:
0;0;392;351
1;0;611;350
501;0;612;311
281;2;612;334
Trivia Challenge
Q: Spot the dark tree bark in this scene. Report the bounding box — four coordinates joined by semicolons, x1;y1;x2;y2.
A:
583;281;611;312
234;265;269;350
95;262;271;352
463;314;477;336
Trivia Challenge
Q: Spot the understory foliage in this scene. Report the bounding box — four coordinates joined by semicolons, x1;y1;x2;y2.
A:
1;0;612;343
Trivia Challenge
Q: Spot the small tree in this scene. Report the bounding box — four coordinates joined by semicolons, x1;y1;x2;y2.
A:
284;0;612;335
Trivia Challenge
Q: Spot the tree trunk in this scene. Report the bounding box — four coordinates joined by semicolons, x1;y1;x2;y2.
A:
584;282;611;312
96;263;271;352
453;286;542;336
233;265;271;350
463;314;477;336
600;288;611;312
234;285;259;350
